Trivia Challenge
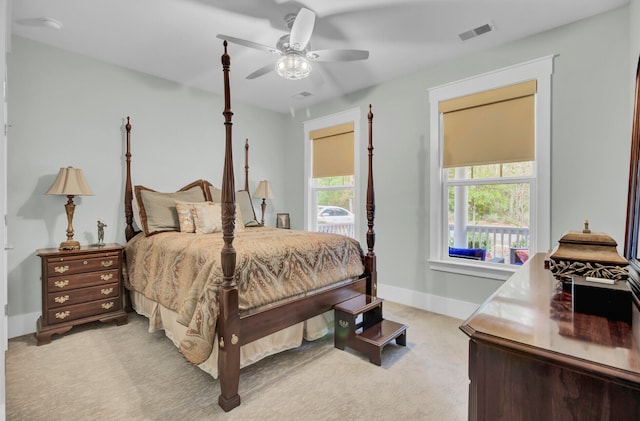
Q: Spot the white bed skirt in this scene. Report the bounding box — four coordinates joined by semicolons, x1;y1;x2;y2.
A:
130;290;333;378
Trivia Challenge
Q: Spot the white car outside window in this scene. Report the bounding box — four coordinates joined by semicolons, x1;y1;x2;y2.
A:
317;206;354;224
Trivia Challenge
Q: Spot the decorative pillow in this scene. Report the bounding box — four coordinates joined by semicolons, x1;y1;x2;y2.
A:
515;249;530;264
192;202;222;234
175;200;211;233
135;181;207;235
236;190;258;227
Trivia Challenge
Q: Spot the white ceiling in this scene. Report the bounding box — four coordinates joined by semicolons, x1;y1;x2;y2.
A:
11;0;628;114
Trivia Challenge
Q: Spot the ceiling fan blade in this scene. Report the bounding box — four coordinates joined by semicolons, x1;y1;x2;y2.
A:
246;63;274;80
289;8;315;51
306;49;370;62
216;34;282;55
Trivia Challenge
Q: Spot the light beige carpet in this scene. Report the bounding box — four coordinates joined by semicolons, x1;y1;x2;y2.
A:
6;301;469;420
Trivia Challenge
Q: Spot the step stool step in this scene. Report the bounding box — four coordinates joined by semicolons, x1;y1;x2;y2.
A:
334;294;384;351
352;319;408;366
357;319;407;347
334;294;383;315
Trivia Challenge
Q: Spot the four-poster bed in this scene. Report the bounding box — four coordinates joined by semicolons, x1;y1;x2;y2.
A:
121;41;380;412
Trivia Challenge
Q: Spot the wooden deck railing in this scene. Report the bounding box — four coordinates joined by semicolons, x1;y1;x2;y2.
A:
317;223;355;238
449;224;530;264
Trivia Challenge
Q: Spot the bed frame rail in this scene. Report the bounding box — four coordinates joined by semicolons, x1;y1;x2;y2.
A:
240;276;366;346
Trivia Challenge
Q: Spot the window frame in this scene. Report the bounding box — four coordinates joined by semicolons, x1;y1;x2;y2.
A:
304;108;361;239
428;56;553;280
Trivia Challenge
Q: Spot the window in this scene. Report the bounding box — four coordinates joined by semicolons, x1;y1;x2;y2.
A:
428;56;553;279
304;108;361;239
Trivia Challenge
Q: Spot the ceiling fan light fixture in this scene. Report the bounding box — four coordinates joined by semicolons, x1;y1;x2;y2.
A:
275;53;312;80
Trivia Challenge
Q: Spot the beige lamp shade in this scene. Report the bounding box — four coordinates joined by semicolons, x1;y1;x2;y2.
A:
253;180;273;199
46;167;94;196
46;166;93;250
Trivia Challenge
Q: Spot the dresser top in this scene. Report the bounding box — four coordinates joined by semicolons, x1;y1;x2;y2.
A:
461;253;640;380
37;243;123;257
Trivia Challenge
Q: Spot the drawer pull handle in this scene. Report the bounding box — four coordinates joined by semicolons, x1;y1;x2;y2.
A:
83;260;88;265
54;295;69;304
55;311;70;319
54;265;69;274
101;260;113;267
100;274;113;281
54;280;70;288
101;302;114;310
101;288;113;295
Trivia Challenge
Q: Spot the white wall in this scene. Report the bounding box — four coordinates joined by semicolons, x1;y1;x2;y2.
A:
6;36;288;336
283;7;631;316
631;0;640;93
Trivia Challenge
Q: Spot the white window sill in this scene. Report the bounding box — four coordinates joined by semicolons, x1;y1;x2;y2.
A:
429;258;518;281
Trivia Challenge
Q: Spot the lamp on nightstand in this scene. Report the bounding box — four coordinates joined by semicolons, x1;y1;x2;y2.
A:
253;180;273;226
46;166;94;250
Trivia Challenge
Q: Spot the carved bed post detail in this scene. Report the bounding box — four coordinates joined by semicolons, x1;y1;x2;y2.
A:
365;104;377;297
245;139;249;192
124;117;135;242
217;40;241;412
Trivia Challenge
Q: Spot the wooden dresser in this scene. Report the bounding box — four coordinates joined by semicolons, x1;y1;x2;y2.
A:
460;253;640;420
35;244;128;345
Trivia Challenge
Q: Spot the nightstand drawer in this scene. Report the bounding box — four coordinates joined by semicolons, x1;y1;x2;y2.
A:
46;253;120;277
47;297;121;325
47;269;120;292
48;282;120;309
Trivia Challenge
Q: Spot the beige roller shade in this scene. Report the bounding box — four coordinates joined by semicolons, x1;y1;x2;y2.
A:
440;80;536;168
311;122;354;178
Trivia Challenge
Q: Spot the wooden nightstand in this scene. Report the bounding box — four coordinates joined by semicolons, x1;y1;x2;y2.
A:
35;243;128;345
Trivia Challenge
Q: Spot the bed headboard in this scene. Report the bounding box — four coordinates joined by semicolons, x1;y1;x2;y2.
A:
122;119;253;241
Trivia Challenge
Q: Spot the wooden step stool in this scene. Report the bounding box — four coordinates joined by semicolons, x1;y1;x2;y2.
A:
334;294;407;366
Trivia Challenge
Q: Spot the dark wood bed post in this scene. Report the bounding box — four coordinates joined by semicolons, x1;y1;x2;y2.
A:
217;40;242;412
123;116;135;313
244;139;249;192
124;117;135;242
365;105;377;297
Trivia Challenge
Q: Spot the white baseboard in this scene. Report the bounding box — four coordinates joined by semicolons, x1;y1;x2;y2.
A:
377;283;479;321
8;286;479;337
9;311;39;339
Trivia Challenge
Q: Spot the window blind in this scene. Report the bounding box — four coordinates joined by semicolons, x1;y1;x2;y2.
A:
439;80;536;168
310;122;354;178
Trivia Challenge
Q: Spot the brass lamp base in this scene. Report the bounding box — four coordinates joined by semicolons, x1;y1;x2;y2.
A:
59;240;80;251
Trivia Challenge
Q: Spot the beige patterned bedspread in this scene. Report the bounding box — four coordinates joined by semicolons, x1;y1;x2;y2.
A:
124;227;364;364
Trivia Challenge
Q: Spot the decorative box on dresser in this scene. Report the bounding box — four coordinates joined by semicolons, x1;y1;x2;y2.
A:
36;244;128;345
460;253;640;421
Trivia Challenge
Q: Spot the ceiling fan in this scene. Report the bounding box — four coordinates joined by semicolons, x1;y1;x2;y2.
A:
217;8;369;81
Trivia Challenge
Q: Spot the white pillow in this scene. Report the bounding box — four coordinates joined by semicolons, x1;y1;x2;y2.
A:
236;190;258;226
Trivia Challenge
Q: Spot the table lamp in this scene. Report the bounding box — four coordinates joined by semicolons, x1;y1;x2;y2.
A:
46;166;94;250
253;180;273;226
